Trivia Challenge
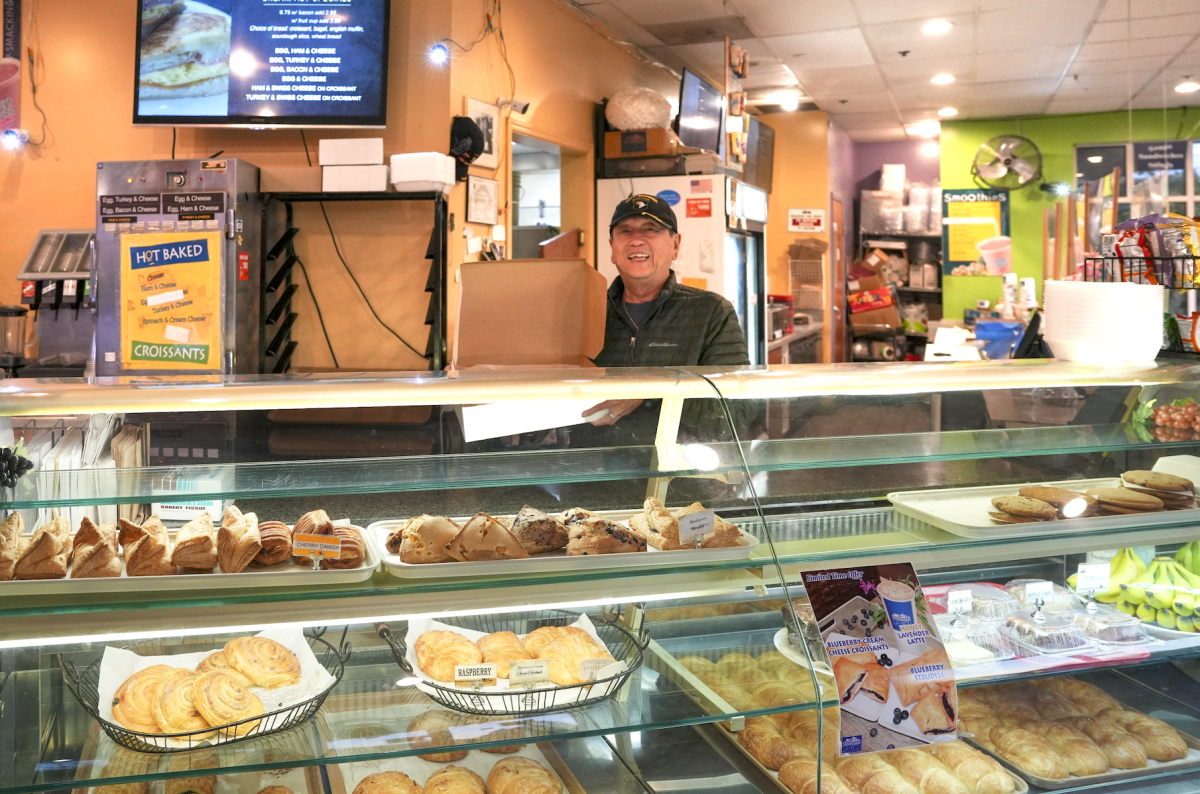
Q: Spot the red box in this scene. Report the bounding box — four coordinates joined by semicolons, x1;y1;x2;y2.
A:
848;287;895;314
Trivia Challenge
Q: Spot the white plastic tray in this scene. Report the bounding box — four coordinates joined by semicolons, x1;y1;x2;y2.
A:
368;517;759;579
0;523;378;596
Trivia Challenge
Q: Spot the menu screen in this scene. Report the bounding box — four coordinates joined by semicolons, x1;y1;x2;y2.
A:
134;0;389;127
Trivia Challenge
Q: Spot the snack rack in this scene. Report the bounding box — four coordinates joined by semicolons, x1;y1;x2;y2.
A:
1082;255;1196;287
58;628;352;753
377;609;649;716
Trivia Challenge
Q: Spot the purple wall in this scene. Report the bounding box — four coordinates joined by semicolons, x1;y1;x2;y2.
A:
853;139;941;188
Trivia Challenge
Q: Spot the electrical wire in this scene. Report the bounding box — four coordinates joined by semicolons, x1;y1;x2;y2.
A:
300;129;312;166
295;256;339;368
440;0;499;54
171;127;176;159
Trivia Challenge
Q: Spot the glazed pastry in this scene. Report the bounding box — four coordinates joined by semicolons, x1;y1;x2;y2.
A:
509;505;569;554
407;708;468;762
14;514;72;579
415;629;484;682
195;650;253;688
988;725;1070;780
387;514;459;563
223;636;301;689
218;507;262;573
779;757;854;794
882;747;969;794
1098;708;1188;761
478;630;532;678
293;509;334;538
71;517;121;578
565;517;646;555
445;513;530;561
991;699;1042;726
192;670;264;737
252;520;293;566
351;771;422;794
1061;716;1148;769
0;511;23;580
834;753;918;794
926;741;1014;794
1024;720;1109;776
629;496;682;550
958;699;1003;749
486;757;561;794
540;631;613;685
152;668;213;736
320;526;366;569
111;664;174;734
171;513;217;570
751;680;805;709
120;515;177;577
558;507;598;525
425;765;485;794
738;715;809;770
678;655;718;677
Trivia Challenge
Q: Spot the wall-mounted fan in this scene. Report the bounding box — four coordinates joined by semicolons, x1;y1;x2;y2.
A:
971;135;1043;190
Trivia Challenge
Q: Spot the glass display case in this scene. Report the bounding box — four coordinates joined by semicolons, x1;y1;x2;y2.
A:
4;360;1200;794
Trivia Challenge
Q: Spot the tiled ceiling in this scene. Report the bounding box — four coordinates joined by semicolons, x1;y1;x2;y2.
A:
577;0;1200;140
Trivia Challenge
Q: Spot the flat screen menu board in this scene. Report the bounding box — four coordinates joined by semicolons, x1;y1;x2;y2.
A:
134;0;389;127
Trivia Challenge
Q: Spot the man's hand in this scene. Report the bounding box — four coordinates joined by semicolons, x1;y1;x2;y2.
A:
583;399;644;426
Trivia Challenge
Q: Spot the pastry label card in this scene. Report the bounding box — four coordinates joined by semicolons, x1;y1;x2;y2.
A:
508;659;550;686
454;663;498;687
1076;563;1111;594
946;589;973;615
678;509;715;544
804;562;956;756
293;533;342;559
579;658;625;682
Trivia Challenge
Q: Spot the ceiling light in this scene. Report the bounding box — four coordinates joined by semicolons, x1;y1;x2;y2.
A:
920;141;940;158
937;107;958;117
931;73;956;85
907;120;941;138
1087;155;1103;163
779;93;801;111
922;20;954;35
1176;80;1200;93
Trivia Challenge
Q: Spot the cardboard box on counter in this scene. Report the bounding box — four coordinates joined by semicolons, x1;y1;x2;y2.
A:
455;259;606;367
259;166;324;193
319;137;384;165
604;128;679;159
322;164;390;192
850;304;903;331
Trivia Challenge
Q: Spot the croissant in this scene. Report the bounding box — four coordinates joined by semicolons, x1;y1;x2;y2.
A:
120;515;177;576
785;707;842;762
521;625;592;658
425;765;485;794
882;748;969;794
1037;676;1121;717
387;514;459;563
958;700;1003;749
72;517;121;578
926;742;1014;794
1098;708;1188;761
988;726;1070;780
320;526;365;569
253;520;293;566
486;757;561;794
834;753;918;794
738;715;809;770
678;655;719;677
540;632;613;685
717;652;771;687
1024;720;1109;776
415;629;483;682
171;513;217;570
0;511;24;580
1031;689;1086;720
218;507;261;573
1061;716;1147;769
14;515;72;579
780;757;855;794
751;680;806;709
990;699;1041;726
351;771;422;794
478;630;531;678
407;708;468;762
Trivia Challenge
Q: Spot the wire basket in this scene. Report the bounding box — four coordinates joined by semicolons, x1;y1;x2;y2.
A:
1083;255;1197;288
377;609;648;716
790;258;823;284
58;628;351;753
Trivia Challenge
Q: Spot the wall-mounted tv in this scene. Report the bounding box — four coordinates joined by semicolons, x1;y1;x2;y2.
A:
134;0;389;128
675;68;723;153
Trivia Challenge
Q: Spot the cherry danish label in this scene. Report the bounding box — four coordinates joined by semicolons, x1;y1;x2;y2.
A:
293;533;341;558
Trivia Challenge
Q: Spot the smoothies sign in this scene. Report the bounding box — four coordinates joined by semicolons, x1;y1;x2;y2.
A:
803;563;956;756
120;231;222;370
941;189;1010;276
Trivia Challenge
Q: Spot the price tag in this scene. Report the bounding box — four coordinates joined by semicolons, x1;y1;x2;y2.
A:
294;533;342;559
508;659;550;686
454;663;498;683
1023;580;1055;602
1076;563;1111;594
579;657;620;682
678;509;715;544
947;589;973;615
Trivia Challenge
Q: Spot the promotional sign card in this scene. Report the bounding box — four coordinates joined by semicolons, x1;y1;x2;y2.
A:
803;563;956;755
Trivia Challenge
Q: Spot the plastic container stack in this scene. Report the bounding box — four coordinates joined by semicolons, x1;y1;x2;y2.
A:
1043;281;1164;363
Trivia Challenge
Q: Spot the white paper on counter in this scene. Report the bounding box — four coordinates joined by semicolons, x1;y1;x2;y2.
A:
403;614;624;707
460;399;609;442
96;626;337;748
339;738;564;794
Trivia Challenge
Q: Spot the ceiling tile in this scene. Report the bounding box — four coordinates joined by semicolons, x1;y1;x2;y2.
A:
742;64;799;90
973;46;1077;83
862;13;977;64
1066;56;1172;77
968;77;1061;98
765;28;876;69
610;0;730;26
1168;49;1200;70
580;3;665;47
849;0;977;25
1129;88;1200;108
1045;94;1130;113
968;97;1054;118
1090;13;1200;40
975;2;1097;52
793;65;888;95
810;91;897;113
1075;35;1193;61
890;84;973;106
731;0;861;36
1099;0;1200;20
824;111;898;129
877;55;974;89
663;41;728;74
1057;69;1159;91
847;126;910;142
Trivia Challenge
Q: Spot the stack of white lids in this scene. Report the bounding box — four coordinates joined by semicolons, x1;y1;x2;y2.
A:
1043;281;1163;363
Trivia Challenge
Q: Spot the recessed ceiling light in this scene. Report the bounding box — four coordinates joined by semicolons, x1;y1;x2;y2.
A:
920;141;940;158
779;93;800;111
922;20;954;35
907;120;941;138
931;73;956;85
937;107;958;117
1176;80;1200;93
1087;155;1103;163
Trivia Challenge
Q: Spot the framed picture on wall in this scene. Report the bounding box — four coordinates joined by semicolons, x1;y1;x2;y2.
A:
464;97;500;169
466;174;499;226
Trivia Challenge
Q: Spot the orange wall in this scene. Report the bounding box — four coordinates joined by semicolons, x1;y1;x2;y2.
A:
0;0;673;370
759;112;830;298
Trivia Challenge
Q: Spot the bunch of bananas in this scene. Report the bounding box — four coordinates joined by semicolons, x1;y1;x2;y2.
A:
1110;546;1200;631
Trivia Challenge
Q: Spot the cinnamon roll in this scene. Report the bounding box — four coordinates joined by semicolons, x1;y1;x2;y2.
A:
192;670;264;737
223;636;301;689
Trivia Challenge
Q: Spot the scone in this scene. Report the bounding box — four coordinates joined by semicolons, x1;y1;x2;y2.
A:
444;513;529;561
509;506;569;554
386;514;460;563
566;517;646;555
559;507;599;525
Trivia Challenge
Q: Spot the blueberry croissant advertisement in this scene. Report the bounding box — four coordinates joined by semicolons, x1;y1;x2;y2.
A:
804;563;956;755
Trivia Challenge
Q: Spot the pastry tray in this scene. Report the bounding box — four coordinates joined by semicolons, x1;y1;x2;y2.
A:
367;512;759;579
0;524;378;596
888;476;1199;539
963;710;1200;790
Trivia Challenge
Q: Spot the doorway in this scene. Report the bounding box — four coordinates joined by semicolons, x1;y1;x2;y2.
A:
511;133;561;259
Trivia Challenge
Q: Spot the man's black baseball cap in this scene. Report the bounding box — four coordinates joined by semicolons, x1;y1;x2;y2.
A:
609;194;678;234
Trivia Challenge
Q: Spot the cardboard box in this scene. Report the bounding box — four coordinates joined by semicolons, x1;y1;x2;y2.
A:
318;137;384;165
322;165;390;192
454;259;606;367
850;304;903;331
259;166;323;193
847;275;884;293
788;239;829;259
849;287;895;314
604;128;679;159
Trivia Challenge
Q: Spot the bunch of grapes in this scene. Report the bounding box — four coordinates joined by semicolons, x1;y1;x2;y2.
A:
1152;401;1200;442
0;444;33;488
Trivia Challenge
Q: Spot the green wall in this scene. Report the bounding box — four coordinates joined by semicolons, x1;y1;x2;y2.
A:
940;108;1198;321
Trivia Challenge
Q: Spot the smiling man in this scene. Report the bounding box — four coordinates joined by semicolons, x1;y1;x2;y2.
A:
587;194;749;426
